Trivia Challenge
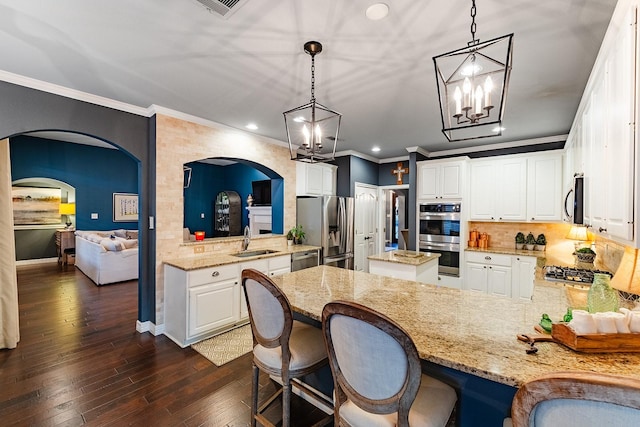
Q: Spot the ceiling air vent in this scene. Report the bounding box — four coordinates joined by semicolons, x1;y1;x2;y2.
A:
194;0;248;19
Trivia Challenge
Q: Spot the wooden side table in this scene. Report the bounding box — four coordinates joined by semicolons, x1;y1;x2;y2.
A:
56;229;75;265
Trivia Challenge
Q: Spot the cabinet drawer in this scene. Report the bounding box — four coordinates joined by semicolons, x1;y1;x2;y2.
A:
466;251;512;267
188;264;238;287
241;259;269;274
269;255;291;271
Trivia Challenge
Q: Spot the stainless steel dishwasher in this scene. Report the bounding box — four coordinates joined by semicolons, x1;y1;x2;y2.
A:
291;249;320;271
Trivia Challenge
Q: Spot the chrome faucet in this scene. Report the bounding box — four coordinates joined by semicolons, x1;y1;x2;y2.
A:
242;226;251;251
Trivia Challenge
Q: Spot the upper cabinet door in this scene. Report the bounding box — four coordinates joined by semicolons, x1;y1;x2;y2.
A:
469;161;496;220
417;163;439;199
527;154;562;221
497;157;527;221
297;162;336;196
417;160;466;200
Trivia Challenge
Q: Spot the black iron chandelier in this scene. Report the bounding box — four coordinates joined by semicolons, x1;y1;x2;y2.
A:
284;41;342;163
433;0;513;142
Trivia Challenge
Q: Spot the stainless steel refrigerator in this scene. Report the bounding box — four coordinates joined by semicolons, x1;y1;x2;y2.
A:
296;196;354;269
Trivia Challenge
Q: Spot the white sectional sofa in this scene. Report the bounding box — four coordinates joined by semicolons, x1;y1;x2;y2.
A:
74;229;138;285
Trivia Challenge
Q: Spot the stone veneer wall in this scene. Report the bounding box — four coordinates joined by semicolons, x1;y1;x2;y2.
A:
155;114;296;325
469;221;626;272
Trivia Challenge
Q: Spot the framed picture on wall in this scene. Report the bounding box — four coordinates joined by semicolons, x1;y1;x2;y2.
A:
12;186;62;225
113;193;138;222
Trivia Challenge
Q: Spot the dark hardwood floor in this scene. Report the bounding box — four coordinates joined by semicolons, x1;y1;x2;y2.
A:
0;262;331;426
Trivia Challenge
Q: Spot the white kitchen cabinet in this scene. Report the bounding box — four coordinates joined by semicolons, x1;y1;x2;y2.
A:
417;159;466;200
189;279;239;336
465;251;537;299
268;255;292;278
164;263;242;347
465;251;512;297
526;154;563;221
564;2;636;244
469;157;527;221
512;255;537;301
296;162;336;196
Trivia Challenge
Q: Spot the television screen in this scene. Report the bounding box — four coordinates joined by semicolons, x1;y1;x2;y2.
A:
252;180;271;206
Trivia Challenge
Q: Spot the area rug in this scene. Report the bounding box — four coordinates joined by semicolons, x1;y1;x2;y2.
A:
191;324;253;366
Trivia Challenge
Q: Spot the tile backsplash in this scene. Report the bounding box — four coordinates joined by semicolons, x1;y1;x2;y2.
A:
469;221;626;273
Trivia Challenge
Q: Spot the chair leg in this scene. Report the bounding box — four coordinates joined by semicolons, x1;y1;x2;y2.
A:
282;378;291;427
251;363;259;427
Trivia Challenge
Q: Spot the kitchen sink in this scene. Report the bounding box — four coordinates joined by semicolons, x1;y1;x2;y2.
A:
231;249;279;258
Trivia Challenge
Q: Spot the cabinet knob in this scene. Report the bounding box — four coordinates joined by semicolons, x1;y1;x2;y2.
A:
211;271;220;277
531;217;535;221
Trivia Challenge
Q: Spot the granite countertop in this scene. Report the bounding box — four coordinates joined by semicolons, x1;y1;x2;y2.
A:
368;250;441;266
271;265;640;388
164;244;321;271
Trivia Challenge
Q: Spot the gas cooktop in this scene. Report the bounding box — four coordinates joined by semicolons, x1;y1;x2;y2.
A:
544;265;613;284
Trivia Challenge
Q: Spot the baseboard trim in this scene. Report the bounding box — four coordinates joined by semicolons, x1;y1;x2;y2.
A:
16;257;58;266
136;320;164;336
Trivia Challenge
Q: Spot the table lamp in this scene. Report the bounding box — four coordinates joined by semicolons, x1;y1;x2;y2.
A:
59;203;76;229
566;225;589;250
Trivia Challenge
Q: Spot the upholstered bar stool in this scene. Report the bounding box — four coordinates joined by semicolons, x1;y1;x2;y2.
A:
241;268;332;427
322;300;457;427
505;371;640;427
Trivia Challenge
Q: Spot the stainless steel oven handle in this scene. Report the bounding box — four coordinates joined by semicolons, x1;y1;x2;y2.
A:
420;241;460;251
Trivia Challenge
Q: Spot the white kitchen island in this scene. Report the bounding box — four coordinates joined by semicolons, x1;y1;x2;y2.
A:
368;250;440;284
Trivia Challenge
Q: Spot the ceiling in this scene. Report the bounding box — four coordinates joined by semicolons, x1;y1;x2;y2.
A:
0;0;618;160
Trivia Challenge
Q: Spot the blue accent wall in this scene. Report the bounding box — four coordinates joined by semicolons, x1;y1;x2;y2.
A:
10;135;138;231
183;161;284;236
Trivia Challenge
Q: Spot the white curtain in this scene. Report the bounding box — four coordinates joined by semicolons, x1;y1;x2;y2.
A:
0;138;19;349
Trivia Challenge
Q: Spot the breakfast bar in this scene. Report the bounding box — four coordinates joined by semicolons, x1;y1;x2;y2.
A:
271;265;640;425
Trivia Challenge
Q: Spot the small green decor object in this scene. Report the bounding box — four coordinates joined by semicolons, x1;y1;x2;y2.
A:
525;232;536;245
515;232;525;243
575;247;596;263
587;273;619;313
563;308;573;323
539;313;553;333
536;234;546;245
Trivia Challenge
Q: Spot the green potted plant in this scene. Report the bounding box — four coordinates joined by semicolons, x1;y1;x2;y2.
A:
535;233;546;251
525;232;536;251
575;247;596;263
288;225;306;245
515;232;525;250
286;228;295;246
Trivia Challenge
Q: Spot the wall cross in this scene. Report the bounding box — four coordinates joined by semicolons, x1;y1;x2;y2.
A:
392;162;409;184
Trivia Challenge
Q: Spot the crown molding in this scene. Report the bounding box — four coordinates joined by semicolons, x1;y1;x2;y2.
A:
0;69;149;117
426;134;568;158
335;149;410;164
148;105;289;148
405;146;431;157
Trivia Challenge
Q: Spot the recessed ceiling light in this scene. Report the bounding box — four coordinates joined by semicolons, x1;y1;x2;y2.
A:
492;126;505;133
366;3;389;21
372;146;381;152
246;123;258;130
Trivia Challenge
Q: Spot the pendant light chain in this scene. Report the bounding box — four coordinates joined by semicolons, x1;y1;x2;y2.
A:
469;0;479;46
310;54;316;103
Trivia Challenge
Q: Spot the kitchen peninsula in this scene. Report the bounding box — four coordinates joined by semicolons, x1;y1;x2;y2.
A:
271;266;640;425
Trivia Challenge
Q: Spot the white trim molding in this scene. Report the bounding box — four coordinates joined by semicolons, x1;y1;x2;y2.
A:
136;320;164;336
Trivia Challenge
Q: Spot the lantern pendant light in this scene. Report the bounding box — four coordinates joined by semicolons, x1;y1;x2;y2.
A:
284;41;342;162
433;0;513;142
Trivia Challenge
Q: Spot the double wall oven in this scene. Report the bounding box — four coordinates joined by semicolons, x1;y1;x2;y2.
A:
418;203;461;277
